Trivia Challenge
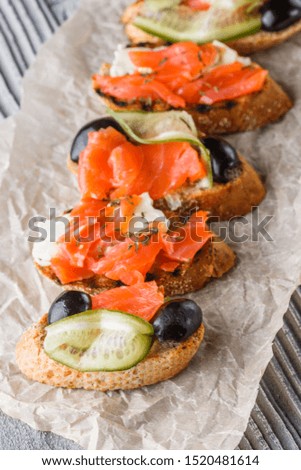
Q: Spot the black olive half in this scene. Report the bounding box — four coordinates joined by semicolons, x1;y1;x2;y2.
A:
203;136;242;184
48;291;92;324
70;117;125;163
153;299;203;343
261;0;301;32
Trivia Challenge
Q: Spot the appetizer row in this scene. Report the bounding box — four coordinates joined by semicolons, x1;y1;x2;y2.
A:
17;2;296;391
18;110;265;390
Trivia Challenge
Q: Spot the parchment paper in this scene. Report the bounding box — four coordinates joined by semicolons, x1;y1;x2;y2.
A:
1;0;301;450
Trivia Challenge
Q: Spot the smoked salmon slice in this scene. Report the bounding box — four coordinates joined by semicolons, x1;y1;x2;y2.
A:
51;199;212;286
109;141;144;192
78;127;206;201
128;42;217;83
93;75;186;108
51;245;94;284
87;239;163;286
78;127;127;200
70;199;107;220
182;0;211;11
178;63;268;105
93;42;267;108
91;281;164;322
121;141;206;200
162;210;212;263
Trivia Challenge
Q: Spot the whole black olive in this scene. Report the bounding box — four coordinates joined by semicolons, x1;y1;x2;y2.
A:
48;291;92;324
261;0;301;32
203;136;241;184
262;0;301;10
70;117;125;163
289;0;301;8
153;299;203;343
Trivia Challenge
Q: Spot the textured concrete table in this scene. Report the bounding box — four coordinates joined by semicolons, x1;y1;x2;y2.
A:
0;0;300;450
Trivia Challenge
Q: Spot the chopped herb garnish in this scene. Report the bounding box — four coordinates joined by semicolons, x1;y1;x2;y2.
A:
159;57;168;66
140;236;150;247
139;97;153;106
109;199;120;207
97;246;104;258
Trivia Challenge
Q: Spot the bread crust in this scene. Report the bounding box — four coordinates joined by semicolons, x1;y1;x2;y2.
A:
228;20;301;55
155;156;266;220
95;64;292;135
68;152;265;221
122;1;301;55
35;237;236;297
16;314;205;391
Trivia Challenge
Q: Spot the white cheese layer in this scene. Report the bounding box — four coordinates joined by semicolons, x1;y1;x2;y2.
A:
212;0;236;9
164;177;211;211
164;193;182;211
212;40;251;67
195;176;211;189
122;192;169;233
32;217;70;267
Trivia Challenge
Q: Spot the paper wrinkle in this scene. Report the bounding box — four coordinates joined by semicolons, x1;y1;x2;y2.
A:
0;0;301;450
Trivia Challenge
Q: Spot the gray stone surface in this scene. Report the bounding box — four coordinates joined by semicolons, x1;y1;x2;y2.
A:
0;409;80;450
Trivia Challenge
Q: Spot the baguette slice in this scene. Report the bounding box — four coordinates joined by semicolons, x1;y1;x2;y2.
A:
122;1;301;55
68;153;265;221
35;237;236;297
95;63;292;135
16;314;205;391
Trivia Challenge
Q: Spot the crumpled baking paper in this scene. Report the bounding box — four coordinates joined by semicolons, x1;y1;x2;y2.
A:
0;0;301;450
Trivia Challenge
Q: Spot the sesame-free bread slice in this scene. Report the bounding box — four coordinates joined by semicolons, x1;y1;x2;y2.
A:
68;154;265;221
16;314;205;391
35;237;236;297
122;0;301;56
94;63;292;135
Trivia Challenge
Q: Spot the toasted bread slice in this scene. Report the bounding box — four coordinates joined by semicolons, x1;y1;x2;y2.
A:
95;63;292;135
16;314;205;391
68;153;265;220
35;237;236;297
122;1;301;55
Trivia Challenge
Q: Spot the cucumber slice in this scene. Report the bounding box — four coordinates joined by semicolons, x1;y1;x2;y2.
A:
44;309;154;372
146;0;181;10
107;109;213;186
108;109;198;144
133;1;262;44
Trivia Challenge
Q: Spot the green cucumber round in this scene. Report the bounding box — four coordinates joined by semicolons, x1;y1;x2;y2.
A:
44;309;154;372
133;0;262;44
